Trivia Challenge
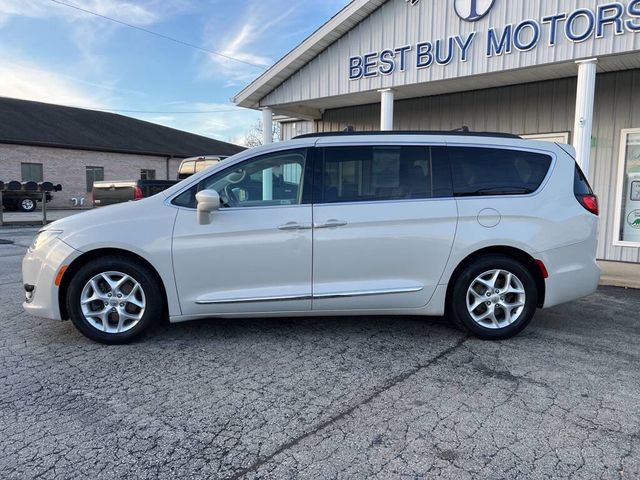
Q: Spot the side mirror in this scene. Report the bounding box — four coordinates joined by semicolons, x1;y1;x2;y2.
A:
196;189;220;225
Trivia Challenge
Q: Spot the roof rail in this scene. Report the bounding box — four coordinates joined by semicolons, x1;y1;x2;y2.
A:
294;130;522;140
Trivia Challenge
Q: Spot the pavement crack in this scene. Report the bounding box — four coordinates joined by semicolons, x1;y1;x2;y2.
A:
224;335;469;480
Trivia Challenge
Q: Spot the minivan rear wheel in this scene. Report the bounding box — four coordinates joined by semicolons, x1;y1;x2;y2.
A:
450;255;538;340
66;256;163;344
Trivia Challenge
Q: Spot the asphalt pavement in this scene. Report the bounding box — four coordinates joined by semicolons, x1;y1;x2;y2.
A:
0;227;638;479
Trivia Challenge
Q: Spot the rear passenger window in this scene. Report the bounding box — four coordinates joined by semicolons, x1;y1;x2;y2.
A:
448;147;552;196
318;146;451;203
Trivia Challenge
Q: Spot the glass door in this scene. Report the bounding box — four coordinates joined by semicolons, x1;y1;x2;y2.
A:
614;129;640;247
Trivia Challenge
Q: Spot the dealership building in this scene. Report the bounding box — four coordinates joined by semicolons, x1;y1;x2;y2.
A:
235;0;640;264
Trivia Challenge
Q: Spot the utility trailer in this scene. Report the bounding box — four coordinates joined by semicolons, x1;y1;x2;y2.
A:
0;181;62;212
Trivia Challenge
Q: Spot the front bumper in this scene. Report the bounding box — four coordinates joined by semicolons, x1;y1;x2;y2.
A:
22;238;81;320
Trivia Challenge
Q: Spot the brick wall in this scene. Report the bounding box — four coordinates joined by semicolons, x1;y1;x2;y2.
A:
0;144;182;209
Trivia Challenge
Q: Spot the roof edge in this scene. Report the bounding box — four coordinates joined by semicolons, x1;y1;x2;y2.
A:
0;95;245;151
0;138;227;159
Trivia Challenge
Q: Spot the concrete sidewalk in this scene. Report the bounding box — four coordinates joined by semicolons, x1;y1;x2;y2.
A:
598;260;640;290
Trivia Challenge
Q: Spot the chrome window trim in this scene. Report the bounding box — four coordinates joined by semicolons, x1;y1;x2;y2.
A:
171;203;312;213
195;286;424;305
197;294;312;305
167;141;559;209
171;195;456;211
313;286;423;299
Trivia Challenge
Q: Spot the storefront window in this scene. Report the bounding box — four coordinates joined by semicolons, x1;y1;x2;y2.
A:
616;130;640;245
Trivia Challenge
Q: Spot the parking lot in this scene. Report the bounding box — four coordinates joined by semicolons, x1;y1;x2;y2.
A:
0;227;639;480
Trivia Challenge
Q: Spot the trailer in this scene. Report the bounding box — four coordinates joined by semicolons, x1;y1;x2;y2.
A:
0;181;62;212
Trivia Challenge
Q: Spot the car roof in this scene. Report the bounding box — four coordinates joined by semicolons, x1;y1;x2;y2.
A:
295;130;521;140
180;155;223;162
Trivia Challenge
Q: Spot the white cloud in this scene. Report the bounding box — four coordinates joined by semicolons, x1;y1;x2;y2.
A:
198;3;300;86
0;59;108;108
0;0;191;105
0;0;166;26
0;0;262;143
0;55;260;143
139;102;260;143
0;0;191;74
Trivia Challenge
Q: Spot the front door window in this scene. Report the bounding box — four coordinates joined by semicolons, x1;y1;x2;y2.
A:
173;149;308;209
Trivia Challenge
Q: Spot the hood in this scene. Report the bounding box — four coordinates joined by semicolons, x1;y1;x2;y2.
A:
47;195;167;245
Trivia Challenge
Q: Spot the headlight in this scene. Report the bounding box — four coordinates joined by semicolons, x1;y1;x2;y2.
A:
29;229;63;252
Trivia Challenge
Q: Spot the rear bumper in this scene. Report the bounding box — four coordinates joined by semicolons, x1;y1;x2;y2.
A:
538;240;600;309
22;238;81;320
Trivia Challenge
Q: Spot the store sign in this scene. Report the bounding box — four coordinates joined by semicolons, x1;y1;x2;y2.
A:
349;0;640;80
454;0;496;22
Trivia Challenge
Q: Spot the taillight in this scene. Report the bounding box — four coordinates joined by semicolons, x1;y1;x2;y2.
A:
133;186;144;201
576;194;599;216
535;260;549;279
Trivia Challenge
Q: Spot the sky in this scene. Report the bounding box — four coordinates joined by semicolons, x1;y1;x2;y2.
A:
0;0;351;144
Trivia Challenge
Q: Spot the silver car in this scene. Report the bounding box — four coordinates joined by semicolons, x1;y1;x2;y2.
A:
23;132;600;343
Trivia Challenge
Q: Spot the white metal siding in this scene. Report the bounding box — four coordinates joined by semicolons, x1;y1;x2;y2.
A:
262;0;640;107
280;121;315;141
309;69;640;263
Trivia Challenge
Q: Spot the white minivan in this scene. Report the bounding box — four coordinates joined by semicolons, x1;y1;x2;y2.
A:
22;132;600;344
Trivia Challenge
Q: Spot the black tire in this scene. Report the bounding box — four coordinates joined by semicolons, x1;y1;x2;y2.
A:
19;198;37;212
66;256;163;344
449;254;538;340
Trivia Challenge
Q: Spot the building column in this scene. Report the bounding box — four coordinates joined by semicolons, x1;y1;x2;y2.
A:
261;108;273;200
573;59;598;179
262;108;274;144
379;88;395;131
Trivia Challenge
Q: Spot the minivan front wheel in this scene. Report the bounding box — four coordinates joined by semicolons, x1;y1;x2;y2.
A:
66;256;163;344
450;255;538;340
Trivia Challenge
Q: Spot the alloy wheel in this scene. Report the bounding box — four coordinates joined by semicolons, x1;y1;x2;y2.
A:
466;269;526;329
80;271;146;334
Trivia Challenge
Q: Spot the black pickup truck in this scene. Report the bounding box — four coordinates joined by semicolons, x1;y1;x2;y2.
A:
92;156;228;207
0;180;61;212
91;179;178;207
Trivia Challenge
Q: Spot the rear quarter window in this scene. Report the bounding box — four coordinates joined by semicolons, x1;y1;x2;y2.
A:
574;164;594;195
448;147;552;197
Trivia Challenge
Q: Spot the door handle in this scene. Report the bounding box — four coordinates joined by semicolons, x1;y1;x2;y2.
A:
314;220;348;229
278;222;313;231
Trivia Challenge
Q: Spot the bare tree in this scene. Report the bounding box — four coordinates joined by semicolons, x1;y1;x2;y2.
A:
244;119;281;147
